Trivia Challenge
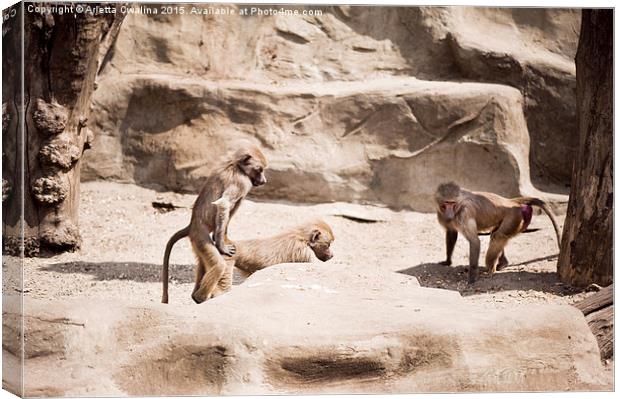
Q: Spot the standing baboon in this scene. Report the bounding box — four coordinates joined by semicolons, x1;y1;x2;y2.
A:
434;182;561;284
161;145;267;304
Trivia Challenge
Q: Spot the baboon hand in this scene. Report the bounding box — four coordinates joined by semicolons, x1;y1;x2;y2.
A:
217;243;236;257
439;259;452;266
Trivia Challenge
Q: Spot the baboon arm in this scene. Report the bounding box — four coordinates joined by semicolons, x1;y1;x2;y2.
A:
213;203;231;251
461;218;480;267
460;218;480;284
212;187;243;251
468;238;480;267
212;186;243;209
445;230;458;262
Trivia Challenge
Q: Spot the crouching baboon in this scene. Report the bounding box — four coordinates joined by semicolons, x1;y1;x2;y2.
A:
234;219;335;275
208;219;335;297
161;145;268;304
434;182;561;284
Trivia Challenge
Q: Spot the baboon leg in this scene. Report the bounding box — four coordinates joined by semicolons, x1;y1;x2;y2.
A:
193;258;206;296
487;212;521;274
192;245;227;304
486;232;509;274
497;251;509;270
210;262;233;299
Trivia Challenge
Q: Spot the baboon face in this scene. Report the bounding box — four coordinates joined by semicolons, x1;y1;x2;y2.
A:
438;200;459;221
435;182;461;221
309;229;334;261
238;149;268;187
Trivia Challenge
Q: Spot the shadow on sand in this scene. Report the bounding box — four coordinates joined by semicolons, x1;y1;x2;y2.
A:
44;255;578;298
396;254;581;297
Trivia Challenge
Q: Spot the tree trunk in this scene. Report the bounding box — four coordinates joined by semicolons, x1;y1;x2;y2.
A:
557;9;613;287
2;3;125;256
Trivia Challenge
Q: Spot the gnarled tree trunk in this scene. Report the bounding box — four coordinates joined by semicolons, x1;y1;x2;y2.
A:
2;3;125;256
557;9;613;287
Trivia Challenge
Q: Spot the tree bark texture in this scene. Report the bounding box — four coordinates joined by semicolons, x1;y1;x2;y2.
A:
574;285;614;361
557;9;613;287
2;3;125;256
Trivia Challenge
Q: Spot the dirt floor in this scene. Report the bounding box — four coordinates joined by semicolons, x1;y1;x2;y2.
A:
6;181;595;304
2;181;614;379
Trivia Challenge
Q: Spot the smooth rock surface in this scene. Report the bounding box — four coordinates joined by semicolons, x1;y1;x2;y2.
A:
84;75;564;211
3;264;608;396
84;6;579;190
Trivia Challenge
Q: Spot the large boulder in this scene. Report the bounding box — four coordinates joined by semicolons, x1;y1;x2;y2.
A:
84;6;579;193
3;264;608;395
444;7;580;185
84;75;563;212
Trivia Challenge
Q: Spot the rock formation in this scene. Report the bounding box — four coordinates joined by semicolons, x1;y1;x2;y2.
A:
83;5;579;210
2;264;608;395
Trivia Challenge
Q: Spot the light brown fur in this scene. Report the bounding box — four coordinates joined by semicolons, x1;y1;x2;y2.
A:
161;145;267;304
435;182;561;284
209;220;335;297
234;219;334;275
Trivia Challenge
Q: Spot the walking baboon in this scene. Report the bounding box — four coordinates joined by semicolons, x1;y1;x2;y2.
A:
161;145;267;304
434;182;561;284
208;219;335;297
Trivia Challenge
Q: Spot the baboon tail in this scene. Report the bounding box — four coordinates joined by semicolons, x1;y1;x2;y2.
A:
162;226;190;304
513;197;561;250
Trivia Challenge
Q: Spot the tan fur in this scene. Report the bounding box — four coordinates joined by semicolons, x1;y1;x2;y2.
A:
234;219;334;275
435;182;561;284
161;145;268;304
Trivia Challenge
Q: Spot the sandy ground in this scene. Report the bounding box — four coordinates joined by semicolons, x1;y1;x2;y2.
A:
2;181;613;380
5;181;594;305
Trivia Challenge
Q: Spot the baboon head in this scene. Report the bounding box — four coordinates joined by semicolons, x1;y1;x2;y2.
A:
235;146;268;187
435;182;462;221
307;220;335;261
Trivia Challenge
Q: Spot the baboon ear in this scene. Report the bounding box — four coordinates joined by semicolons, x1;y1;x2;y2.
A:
241;154;252;164
310;229;321;243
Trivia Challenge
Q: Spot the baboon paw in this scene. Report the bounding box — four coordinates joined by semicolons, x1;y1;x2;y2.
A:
218;244;236;257
467;270;479;284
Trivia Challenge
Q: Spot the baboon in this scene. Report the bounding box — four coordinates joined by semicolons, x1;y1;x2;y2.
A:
434;182;561;284
161;145;267;304
208;219;335;297
234;219;335;275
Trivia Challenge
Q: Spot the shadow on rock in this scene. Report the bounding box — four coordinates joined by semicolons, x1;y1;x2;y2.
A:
43;261;249;286
397;255;580;297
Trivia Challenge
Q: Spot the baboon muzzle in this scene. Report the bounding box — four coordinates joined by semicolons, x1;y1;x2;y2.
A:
318;250;333;261
252;175;267;186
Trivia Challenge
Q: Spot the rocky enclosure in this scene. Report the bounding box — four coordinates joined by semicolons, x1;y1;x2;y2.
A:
3;181;612;395
4;6;603;396
83;5;580;209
